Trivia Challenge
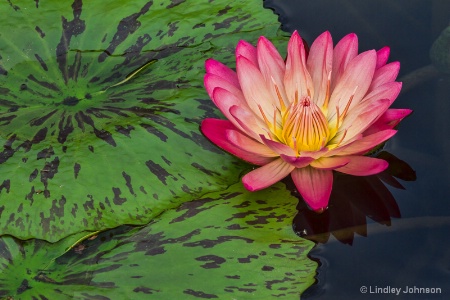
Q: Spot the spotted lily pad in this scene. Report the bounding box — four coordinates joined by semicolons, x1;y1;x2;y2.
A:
0;0;286;241
0;183;316;299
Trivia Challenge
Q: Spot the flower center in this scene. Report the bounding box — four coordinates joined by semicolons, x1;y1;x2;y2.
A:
259;86;330;154
280;95;329;153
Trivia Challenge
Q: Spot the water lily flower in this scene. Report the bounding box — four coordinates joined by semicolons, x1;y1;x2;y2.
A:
201;30;412;212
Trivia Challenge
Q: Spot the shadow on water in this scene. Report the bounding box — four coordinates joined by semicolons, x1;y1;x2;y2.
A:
290;151;416;245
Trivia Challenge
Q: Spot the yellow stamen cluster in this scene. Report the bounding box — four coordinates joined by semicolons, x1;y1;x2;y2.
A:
258;73;357;155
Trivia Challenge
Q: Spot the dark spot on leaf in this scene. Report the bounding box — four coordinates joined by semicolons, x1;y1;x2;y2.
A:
37;146;54;160
170;197;215;224
139;186;147;194
233;201;251;208
34;53;48;71
166;0;185;9
6;0;20;11
71;204;78;217
77;111;116;146
40;156;60;198
98;1;153;62
112;187;127;205
39;197;67;234
0;65;7;75
30;110;57;126
226;224;246;230
195;255;226;269
224;286;257;293
238;254;258;263
28;74;61;92
217;5;232;16
62;96;80;106
74;163;81;179
56;0;86;83
58;113;74;143
115;124;134;137
265;277;295;290
184;236;253;249
0;114;17;125
83;195;94;212
183;289;218;299
16;279;31;294
0;134;17;164
193;23;205;29
167;22;179;37
262;265;274;271
122;171;136;196
145;160;173;185
191;162;220;176
34;26;45;38
133;287;158;294
140;124;168;141
0;179;11;193
213;16;239;30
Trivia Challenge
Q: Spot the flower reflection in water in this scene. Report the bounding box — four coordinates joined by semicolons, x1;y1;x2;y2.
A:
292;151;416;245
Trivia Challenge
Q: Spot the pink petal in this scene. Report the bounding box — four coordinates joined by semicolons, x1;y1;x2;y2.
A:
205;58;240;88
242;158;295;191
257;36;289;107
280;154;315;168
331;33;358;90
332;129;397;156
229;105;266;141
369;62;400;91
333;99;391;144
375;46;390;69
285;30;314;101
236;40;258;66
260;135;296;156
361;81;402;106
236;55;276;117
226;130;277;157
328;50;377;113
209;87;248;133
307;31;333;107
310;156;350;170
335;156;388;176
364;108;412;135
204;74;244;102
329;81;402;131
201;118;274;166
291;167;333;211
300;147;331;160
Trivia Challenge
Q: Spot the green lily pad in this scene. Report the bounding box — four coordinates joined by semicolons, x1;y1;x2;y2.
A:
0;0;286;242
0;183;316;299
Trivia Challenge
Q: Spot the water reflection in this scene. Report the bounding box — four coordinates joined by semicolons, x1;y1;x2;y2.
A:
290;151;416;245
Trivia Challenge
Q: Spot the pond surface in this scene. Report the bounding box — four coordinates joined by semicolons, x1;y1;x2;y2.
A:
265;0;450;299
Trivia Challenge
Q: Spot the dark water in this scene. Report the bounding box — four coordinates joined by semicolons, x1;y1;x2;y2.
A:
264;0;450;299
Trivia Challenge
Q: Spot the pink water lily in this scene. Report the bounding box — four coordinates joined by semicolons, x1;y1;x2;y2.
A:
201;30;411;212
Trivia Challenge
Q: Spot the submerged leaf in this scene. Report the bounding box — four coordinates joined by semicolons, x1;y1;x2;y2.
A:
0;183;316;299
0;0;285;241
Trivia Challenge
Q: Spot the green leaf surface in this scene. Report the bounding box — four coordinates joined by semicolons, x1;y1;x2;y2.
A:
0;0;286;241
0;183;316;299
